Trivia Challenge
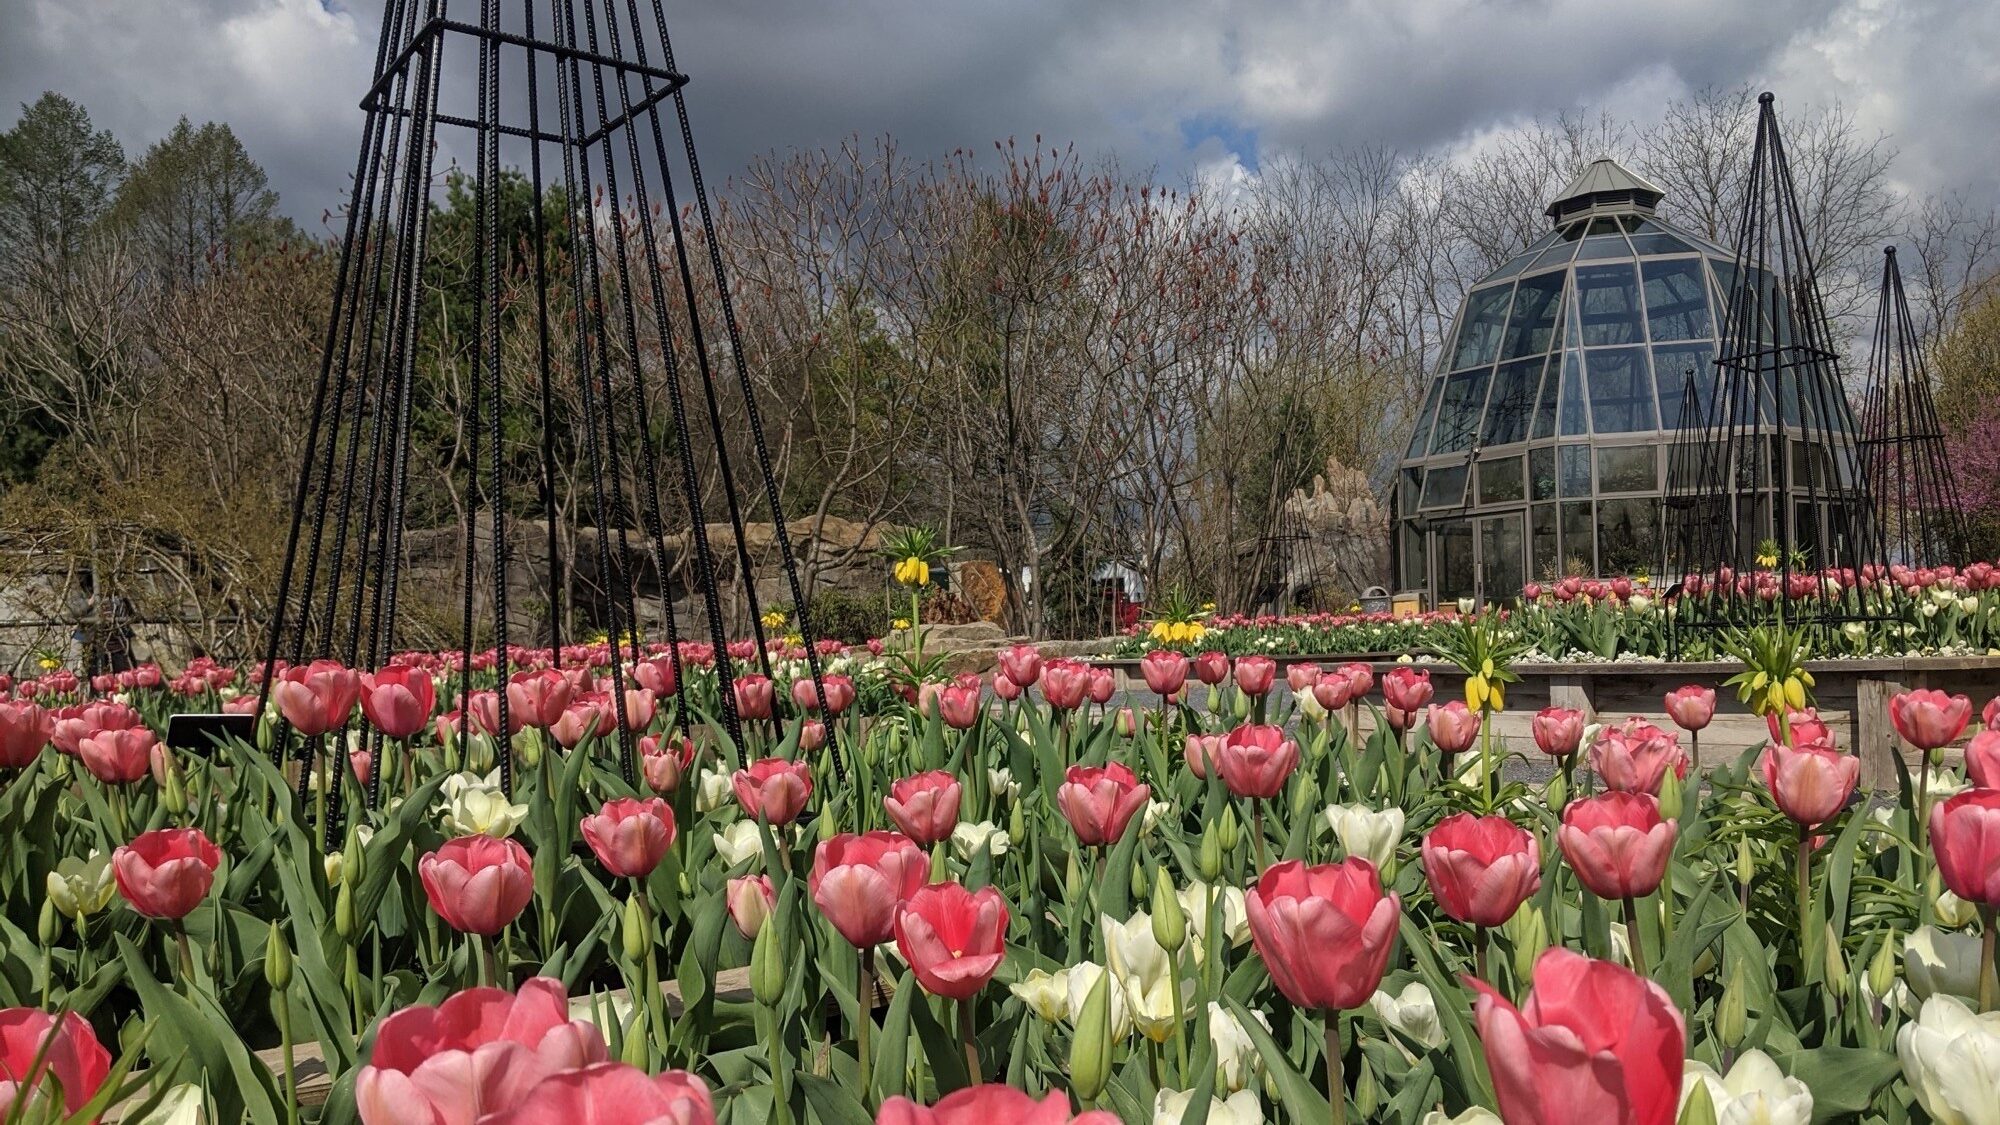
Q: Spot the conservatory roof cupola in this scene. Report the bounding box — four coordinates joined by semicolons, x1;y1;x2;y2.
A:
1545;158;1664;223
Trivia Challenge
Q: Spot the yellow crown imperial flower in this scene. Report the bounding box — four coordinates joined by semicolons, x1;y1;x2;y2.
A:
893;556;931;587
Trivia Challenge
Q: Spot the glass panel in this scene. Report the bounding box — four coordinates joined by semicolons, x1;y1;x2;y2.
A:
1597;497;1661;576
1530;447;1557;500
1404;379;1445;457
1558;350;1590;436
1586;218;1622;236
1651;342;1716;430
1399;468;1423;513
1400;521;1428;591
1520;230;1562;255
1585;347;1658;432
1574;262;1643;345
1559;444;1591;497
1560;501;1595;575
1502;271;1565;359
1481;359;1542;446
1641;257;1713;341
1421;463;1469;510
1532;504;1558;580
1436;521;1476;602
1578;235;1636;260
1597;445;1658;494
1478;456;1525;504
1451;285;1515;370
1485;253;1533;281
1628;232;1693;255
1429;368;1492;454
1530;356;1559;439
1481;514;1526;604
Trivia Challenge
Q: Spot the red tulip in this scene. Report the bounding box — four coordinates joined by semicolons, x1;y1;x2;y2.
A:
1216;723;1300;799
1422;813;1543;927
732;757;813;825
1966;729;2000;790
1931;790;2000;905
1338;661;1375;700
882;770;962;847
1233;655;1277;697
1891;689;1972;751
1661;684;1715;733
360;666;435;740
1140;650;1189;697
1040;660;1091;711
630;655;679;698
1588;719;1686;796
1472;948;1684;1125
1425;701;1481;755
0;701;51;768
1244;858;1400;1011
580;797;677;879
1183;732;1222;779
1382;666;1433;712
482;1063;713;1125
726;875;775;939
809;831;927;948
937;681;982;730
419;836;534;935
894;881;1009;1000
1192;651;1230;686
355;978;610;1125
996;644;1044;688
507;668;573;730
1531;707;1585;757
1558;792;1676;901
271;659;362;736
732;674;776;721
640;734;695;794
0;1008;111;1117
876;1086;1121;1125
1760;739;1859;827
1056;762;1151;847
78;726;155;785
113;827;222;921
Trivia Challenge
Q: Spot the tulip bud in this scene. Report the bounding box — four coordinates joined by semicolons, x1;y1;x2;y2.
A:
1659;774;1683;819
1717;960;1748;1049
1353;1056;1380;1118
1291;771;1319;818
1507;904;1549;983
1868;929;1898;1000
1823;921;1848;994
162;764;187;815
1679;1078;1718;1125
1231;690;1252;722
334;879;356;942
621;1011;649;1067
1198;823;1223;881
751;914;786;1006
1008;799;1026;844
518;731;542;768
1545;770;1568;809
120;1016;145;1055
265;918;293;992
1735;836;1754;888
1217;806;1241;853
623;895;649;964
1151;865;1186;953
1069;970;1113;1102
343;822;367;888
37;898;57;947
819;809;840;842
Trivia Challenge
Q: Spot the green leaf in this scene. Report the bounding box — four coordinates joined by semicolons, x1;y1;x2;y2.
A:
1396;915;1494;1106
114;935;285;1125
1221;993;1330;1121
795;1072;875;1125
1775;1045;1900;1123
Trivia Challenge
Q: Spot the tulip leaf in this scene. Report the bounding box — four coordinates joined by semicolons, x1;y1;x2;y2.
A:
869;969;917;1103
1222;993;1331;1120
115;935;285;1125
908;980;971;1094
795;1071;875;1125
1775;1044;1900;1122
1396;914;1495;1106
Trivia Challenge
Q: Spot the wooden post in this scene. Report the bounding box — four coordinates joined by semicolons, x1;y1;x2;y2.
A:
1855;675;1907;792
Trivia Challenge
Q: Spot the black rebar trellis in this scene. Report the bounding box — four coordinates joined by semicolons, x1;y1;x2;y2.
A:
1857;246;1970;568
256;0;831;844
1663;91;1883;653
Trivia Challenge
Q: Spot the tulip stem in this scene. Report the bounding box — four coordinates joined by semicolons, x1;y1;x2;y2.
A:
959;997;982;1084
1981;906;1998;1013
173;921;195;986
1797;825;1814;981
1323;1010;1346;1125
857;948;874;1103
480;933;500;989
1914;746;1933;883
1620;897;1648;977
1252;800;1270;872
1474;926;1490;983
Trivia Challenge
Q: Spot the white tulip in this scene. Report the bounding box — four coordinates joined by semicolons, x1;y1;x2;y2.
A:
1937;890;1981;929
1102;912;1182;1042
1897;994;2000;1125
439;768;504;801
1323;803;1403;870
950;820;1010;861
1154;1089;1263;1125
127;1084;206;1125
1141;798;1174;837
1009;968;1070;1023
1679;1049;1813;1125
1208;1001;1271;1091
45;852;115;920
988;767;1020;801
696;766;734;812
1906;925;1984;1000
1178;880;1250;958
1422;1110;1501;1125
1368;981;1445;1049
1296;689;1328;722
440;786;529;839
1065;961;1133;1041
712;820;765;868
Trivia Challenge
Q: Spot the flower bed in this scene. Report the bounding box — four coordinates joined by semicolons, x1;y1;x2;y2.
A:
0;640;1998;1123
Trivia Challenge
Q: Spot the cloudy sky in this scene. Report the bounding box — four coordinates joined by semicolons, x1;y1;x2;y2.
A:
4;0;1997;228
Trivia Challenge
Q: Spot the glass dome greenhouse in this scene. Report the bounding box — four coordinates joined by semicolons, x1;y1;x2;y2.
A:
1393;158;1858;604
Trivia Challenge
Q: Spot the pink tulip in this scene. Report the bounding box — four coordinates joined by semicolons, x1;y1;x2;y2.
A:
78;727;155;785
1311;675;1353;712
1425;701;1481;755
1767;707;1832;750
481;1064;713;1125
580;797;677;879
732;758;813;825
1472;948;1684;1125
809;831;927;948
620;686;658;732
1931;791;2000;905
1183;732;1223;779
271;659;362;737
798;719;828;752
113;827;222;921
1056;762;1151;847
876;1086;1121;1125
726;875;775;939
0;1008;111;1118
996;644;1043;688
1531;707;1585;757
1386;704;1413;733
355;978;611;1125
1558;792;1676;901
1040;659;1091;711
732;674;776;721
1244;858;1400;1011
1233;655;1277;697
1338;662;1375;700
1760;739;1859;827
1087;668;1116;706
1286;662;1321;694
1216;723;1300;799
0;701;52;768
1589;719;1686;796
1382;666;1433;713
1966;729;2000;790
639;734;695;794
630;655;679;698
1661;684;1715;733
1984;696;2000;731
547;702;607;751
938;681;982;730
1140;650;1189;697
992;674;1023;702
1192;651;1230;686
894;881;1009;1000
882;770;963;846
791;674;856;717
507;669;573;730
1422;813;1543;928
419;836;534;936
360;666;435;740
1891;689;1972;751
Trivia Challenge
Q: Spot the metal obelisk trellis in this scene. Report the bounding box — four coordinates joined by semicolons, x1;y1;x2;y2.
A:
1664;91;1882;653
1856;246;1970;568
257;0;829;843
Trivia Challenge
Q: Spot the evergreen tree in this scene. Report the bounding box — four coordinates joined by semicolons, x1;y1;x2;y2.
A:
112;117;288;285
0;92;125;292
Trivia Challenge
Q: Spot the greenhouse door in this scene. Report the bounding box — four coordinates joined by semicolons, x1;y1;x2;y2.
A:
1477;512;1526;607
